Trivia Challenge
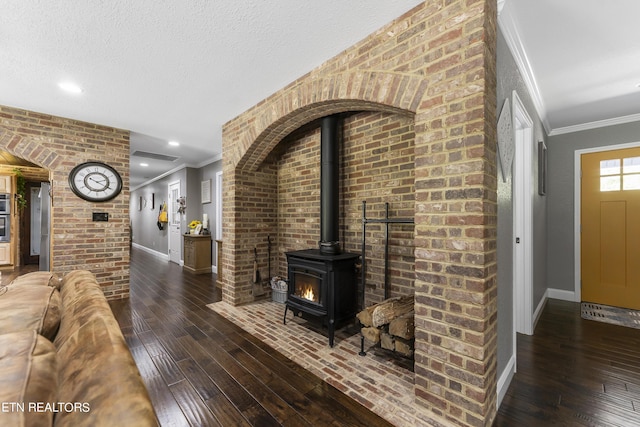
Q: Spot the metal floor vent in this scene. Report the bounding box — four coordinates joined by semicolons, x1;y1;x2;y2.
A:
132;151;180;162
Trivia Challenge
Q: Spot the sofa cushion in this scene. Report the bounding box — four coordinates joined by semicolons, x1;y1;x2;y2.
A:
0;284;61;340
53;270;114;350
0;330;58;427
10;271;62;289
54;316;157;427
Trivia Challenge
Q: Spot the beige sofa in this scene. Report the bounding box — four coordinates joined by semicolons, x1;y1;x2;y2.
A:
0;270;157;427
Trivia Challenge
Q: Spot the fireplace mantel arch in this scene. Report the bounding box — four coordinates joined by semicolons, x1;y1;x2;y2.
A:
226;71;426;174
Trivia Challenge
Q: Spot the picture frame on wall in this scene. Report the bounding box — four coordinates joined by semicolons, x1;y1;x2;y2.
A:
538;140;547;196
201;179;211;204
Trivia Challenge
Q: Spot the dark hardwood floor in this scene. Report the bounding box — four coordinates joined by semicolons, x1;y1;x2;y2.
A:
10;248;640;426
495;299;640;426
109;247;394;427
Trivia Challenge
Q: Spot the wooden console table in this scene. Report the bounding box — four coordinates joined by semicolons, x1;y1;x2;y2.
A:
183;234;212;274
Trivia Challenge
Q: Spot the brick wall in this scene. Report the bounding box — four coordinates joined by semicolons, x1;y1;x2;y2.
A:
276;111;415;306
0;105;131;299
222;1;497;425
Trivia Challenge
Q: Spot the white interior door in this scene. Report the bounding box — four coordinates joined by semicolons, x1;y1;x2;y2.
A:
512;91;534;336
168;180;181;264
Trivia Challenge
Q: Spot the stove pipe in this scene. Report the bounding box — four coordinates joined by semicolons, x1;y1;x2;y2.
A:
319;115;341;255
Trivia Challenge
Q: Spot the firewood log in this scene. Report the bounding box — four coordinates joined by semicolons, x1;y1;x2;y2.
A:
361;326;381;344
380;332;395;351
388;311;415;340
394;337;414;357
371;295;414;328
356;305;375;327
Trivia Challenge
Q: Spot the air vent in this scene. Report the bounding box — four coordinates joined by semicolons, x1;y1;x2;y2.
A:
132;151;180;162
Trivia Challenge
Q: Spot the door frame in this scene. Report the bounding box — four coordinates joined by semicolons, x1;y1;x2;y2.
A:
168;180;181;264
512;90;534;336
573;141;640;301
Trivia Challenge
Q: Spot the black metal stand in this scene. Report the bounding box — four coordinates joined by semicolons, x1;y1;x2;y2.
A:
360;201;414;307
358;201;414;357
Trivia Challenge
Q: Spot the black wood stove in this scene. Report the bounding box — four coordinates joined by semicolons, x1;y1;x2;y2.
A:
284;249;359;347
283;115;359;347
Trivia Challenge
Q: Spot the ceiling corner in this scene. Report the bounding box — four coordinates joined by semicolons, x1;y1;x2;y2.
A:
498;6;552;135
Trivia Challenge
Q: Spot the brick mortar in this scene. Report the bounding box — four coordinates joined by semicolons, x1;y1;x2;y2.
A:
221;1;497;425
0;105;131;300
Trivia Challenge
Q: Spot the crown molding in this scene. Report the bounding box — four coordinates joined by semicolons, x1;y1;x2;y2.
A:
497;0;506;15
131;153;222;192
549;112;640;136
498;7;552;135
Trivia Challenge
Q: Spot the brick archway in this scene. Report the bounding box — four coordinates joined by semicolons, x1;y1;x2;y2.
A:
0;128;62;170
226;71;427;173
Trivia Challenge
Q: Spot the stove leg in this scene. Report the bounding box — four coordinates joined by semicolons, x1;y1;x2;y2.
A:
328;319;335;347
283;305;288;325
359;335;367;356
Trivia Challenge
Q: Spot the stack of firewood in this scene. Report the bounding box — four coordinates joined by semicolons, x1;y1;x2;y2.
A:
356;295;414;358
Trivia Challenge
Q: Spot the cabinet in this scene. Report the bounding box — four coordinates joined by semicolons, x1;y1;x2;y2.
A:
183;234;212;274
0;243;11;265
0;176;11;193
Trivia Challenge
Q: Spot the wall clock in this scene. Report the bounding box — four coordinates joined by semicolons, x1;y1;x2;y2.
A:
69;161;123;202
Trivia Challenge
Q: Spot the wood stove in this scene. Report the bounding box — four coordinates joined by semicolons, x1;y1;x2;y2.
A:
284;249;359;347
283;115;360;347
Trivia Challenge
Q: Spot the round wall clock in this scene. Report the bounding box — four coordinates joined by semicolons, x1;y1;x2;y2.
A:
69;161;123;202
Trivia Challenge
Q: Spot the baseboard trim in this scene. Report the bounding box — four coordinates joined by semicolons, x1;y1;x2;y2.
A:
497;355;516;408
132;243;169;261
548;288;577;302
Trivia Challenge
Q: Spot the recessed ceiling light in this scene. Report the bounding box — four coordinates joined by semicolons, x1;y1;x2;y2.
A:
168;141;180;147
58;81;83;94
140;163;149;167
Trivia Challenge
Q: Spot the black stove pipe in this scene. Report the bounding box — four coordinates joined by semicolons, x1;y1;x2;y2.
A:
319;115;341;255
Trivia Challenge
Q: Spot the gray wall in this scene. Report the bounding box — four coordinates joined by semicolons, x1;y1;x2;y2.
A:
130;169;186;256
547;121;640;292
130;160;222;265
496;26;548;378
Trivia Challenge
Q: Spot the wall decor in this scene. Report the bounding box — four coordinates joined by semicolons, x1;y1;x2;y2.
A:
68;161;123;202
201;179;211;204
497;97;514;182
538;140;547;195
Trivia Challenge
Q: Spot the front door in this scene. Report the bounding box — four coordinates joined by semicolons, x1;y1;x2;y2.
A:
581;147;640;309
168;181;181;264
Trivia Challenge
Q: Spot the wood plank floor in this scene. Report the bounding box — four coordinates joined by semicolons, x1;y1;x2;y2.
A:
108;247;395;427
495;299;640;426
10;248;640;426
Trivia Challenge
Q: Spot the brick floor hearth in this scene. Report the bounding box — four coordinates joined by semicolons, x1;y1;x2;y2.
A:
207;300;417;426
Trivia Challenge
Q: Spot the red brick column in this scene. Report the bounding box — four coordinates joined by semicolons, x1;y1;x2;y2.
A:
221;1;498;425
0;106;131;299
412;1;498;425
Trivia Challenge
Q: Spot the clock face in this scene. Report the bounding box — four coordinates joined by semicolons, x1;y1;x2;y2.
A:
69;162;123;202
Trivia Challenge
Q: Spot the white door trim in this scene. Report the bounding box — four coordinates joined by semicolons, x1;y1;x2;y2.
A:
168;180;182;264
215;171;223;241
573;141;640;301
512;90;534;336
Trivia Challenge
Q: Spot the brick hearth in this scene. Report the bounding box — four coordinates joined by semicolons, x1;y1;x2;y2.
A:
208;300;417;426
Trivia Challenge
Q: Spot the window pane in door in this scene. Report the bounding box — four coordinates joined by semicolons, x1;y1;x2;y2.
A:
600;176;620;192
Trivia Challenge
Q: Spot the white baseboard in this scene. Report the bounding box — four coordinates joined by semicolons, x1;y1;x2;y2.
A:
497;355;516;408
532;293;548;331
547;288;577;302
132;243;169;261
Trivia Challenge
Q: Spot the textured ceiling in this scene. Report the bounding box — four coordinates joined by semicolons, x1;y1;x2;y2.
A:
0;0;423;187
500;0;640;135
2;1;640;188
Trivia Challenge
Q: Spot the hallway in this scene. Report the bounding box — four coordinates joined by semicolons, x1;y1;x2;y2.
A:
496;299;640;426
